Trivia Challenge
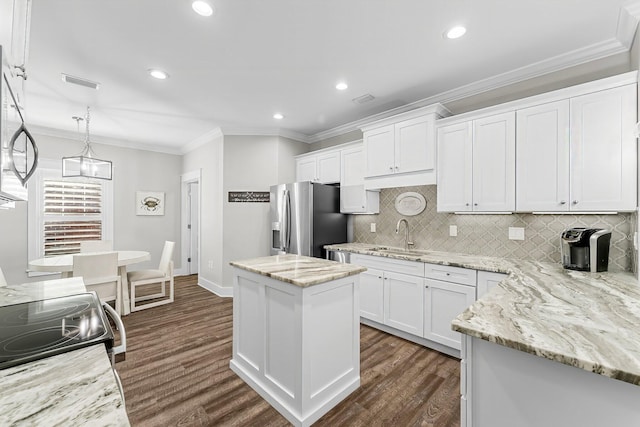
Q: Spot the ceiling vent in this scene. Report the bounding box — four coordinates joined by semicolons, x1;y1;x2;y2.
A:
352;93;375;104
61;73;100;90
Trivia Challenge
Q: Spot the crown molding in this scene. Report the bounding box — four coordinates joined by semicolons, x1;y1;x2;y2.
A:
218;127;311;143
180;127;224;154
308;36;631;143
28;124;183;155
617;1;640;49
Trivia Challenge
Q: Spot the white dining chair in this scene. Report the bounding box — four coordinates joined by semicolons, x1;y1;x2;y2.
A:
72;252;122;315
128;241;175;312
80;240;114;253
0;266;7;287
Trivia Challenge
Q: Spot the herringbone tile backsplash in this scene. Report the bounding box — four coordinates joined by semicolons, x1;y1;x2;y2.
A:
352;185;636;272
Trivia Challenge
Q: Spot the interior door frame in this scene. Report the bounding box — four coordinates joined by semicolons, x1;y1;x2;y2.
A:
181;169;201;276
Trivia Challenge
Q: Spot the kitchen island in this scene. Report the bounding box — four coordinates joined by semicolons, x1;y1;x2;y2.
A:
229;254;366;427
0;278;129;426
326;243;640;427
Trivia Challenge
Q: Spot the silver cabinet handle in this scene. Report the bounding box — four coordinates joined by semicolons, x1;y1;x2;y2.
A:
425;285;429;288
559;200;566;205
446;272;450;276
389;166;393;171
572;200;579;205
465;203;470;206
395;166;399;170
474;203;478;206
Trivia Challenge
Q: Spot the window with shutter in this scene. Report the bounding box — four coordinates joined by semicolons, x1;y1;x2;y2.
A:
42;180;103;256
28;160;114;274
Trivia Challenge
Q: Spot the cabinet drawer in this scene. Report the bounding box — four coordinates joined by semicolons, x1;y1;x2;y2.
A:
424;263;476;286
351;254;424;277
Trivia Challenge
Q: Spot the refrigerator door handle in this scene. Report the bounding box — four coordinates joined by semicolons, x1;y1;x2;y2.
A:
284;189;291;252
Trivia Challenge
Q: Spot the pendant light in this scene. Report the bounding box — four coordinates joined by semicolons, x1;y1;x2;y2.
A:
62;106;112;180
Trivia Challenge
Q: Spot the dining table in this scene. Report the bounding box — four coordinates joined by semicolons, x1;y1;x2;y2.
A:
28;250;150;315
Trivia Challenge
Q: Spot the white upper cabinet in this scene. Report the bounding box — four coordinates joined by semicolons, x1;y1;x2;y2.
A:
569;85;637;211
0;0;30;103
295;149;340;184
516;83;637;212
516;100;571;211
360;104;450;190
436;122;473;212
437;112;515;212
296;156;317;182
472;112;516;212
364;125;395;177
439;72;637;213
365;116;434;177
340;144;379;214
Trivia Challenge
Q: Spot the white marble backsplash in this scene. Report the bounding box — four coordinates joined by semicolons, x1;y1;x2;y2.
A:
352;185;634;272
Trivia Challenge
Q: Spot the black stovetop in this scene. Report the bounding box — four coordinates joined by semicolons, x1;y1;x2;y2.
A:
0;292;114;370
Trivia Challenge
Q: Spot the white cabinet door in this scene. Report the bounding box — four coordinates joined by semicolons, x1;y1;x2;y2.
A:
384;271;424;336
364;125;395;177
316;151;340;184
476;271;508;299
424;279;476;350
296;157;317;182
437;122;473;212
395;115;434;174
359;268;384;322
570;84;637;211
341;146;364;186
472;112;516;212
516;101;570;212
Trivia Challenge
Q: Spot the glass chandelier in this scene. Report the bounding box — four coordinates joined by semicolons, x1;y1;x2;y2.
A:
62;106;112;180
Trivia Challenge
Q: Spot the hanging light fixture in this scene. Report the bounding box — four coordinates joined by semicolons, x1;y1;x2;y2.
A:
62;106;112;180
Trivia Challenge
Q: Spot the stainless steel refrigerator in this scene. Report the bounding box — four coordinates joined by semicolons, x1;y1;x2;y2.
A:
270;182;347;258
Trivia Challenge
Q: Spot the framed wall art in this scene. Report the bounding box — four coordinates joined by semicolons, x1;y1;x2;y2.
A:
136;191;165;216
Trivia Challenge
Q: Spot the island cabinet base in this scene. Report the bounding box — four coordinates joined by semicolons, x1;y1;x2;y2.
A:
230;268;360;427
461;336;640;427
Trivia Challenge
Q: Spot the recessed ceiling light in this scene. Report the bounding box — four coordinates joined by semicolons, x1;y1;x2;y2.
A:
336;82;348;91
445;25;467;39
273;113;284;120
192;0;214;17
148;69;169;80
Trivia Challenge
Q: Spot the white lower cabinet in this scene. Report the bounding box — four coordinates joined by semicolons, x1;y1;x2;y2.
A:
351;253;484;354
383;271;424;336
359;268;384;323
423;279;476;350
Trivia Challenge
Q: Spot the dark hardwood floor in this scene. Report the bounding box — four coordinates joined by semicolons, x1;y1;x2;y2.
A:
117;275;460;426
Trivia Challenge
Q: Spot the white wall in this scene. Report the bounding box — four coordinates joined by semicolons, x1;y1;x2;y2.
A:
0;132;182;284
182;134;225;291
220;135;307;290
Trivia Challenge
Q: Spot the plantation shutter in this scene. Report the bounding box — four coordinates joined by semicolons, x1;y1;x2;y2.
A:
43;180;103;256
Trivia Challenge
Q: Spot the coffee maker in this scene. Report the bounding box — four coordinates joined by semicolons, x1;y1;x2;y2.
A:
560;228;611;272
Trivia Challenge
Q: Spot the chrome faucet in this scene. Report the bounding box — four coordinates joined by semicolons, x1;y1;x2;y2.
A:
395;218;414;251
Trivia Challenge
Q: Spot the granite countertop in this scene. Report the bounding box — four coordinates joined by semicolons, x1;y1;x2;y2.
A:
230;254;367;287
326;242;640;386
0;277;130;426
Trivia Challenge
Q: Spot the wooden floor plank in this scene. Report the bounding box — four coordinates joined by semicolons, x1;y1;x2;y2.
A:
117;275;460;426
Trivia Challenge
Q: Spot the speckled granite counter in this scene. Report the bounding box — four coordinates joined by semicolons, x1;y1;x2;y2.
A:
230;254;366;287
326;242;640;386
0;278;130;426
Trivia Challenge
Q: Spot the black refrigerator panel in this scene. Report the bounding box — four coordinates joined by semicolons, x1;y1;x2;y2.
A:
270;182;346;258
311;183;347;258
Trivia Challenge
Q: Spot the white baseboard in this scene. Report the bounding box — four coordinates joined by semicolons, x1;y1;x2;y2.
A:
360;318;460;359
173;267;188;276
198;276;233;297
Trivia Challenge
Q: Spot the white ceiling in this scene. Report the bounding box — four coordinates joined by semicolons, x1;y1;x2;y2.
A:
23;0;639;153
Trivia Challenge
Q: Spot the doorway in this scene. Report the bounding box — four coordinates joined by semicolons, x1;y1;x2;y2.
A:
181;170;201;276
